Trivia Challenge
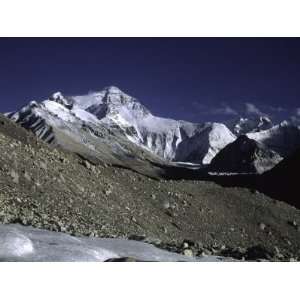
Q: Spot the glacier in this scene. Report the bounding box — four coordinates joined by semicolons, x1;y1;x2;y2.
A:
0;224;228;262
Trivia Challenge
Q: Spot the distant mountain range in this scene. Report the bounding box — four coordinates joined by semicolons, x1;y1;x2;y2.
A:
6;86;300;174
1;87;300;261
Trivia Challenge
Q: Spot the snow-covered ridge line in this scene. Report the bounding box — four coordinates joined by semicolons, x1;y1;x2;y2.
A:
0;224;227;262
6;86;237;164
6;86;300;169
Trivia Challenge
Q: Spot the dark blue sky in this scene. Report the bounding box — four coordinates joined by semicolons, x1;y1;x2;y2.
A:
1;38;300;123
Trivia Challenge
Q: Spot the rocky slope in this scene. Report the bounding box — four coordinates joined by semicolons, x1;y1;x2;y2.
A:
0;114;299;261
259;147;300;209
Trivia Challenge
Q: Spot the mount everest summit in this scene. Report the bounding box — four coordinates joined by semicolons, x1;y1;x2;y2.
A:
6;86;300;174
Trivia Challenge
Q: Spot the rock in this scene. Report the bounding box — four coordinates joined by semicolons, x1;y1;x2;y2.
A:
128;234;146;241
15;197;22;204
143;237;162;246
170;203;177;210
39;161;47;170
220;247;246;260
59;157;68;164
105;257;140;262
162;199;170;209
83;160;90;169
59;174;65;183
77;185;85;193
220;245;226;250
89;231;98;238
23;171;31;181
291;220;297;228
165;210;174;217
174;192;180;199
183;249;193;257
202;249;212;255
54;220;67;232
83;160;95;172
211;247;219;254
151;194;156;200
34;181;41;187
104;189;112;196
9;169;19;184
259;223;266;231
183;242;189;249
245;245;273;260
195;241;204;249
40;213;48;220
274;246;284;259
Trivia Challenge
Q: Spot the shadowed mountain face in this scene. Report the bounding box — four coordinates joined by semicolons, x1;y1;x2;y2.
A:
208;135;282;174
260;148;300;209
201;148;300;210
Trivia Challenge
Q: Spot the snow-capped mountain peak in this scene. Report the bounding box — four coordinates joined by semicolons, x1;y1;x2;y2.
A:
68;87;151;123
7;86;300;170
6;86;238;165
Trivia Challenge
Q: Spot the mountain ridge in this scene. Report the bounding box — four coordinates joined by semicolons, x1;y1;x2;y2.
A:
6;86;300;173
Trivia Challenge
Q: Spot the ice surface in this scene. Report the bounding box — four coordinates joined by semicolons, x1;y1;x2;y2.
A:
0;224;228;262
